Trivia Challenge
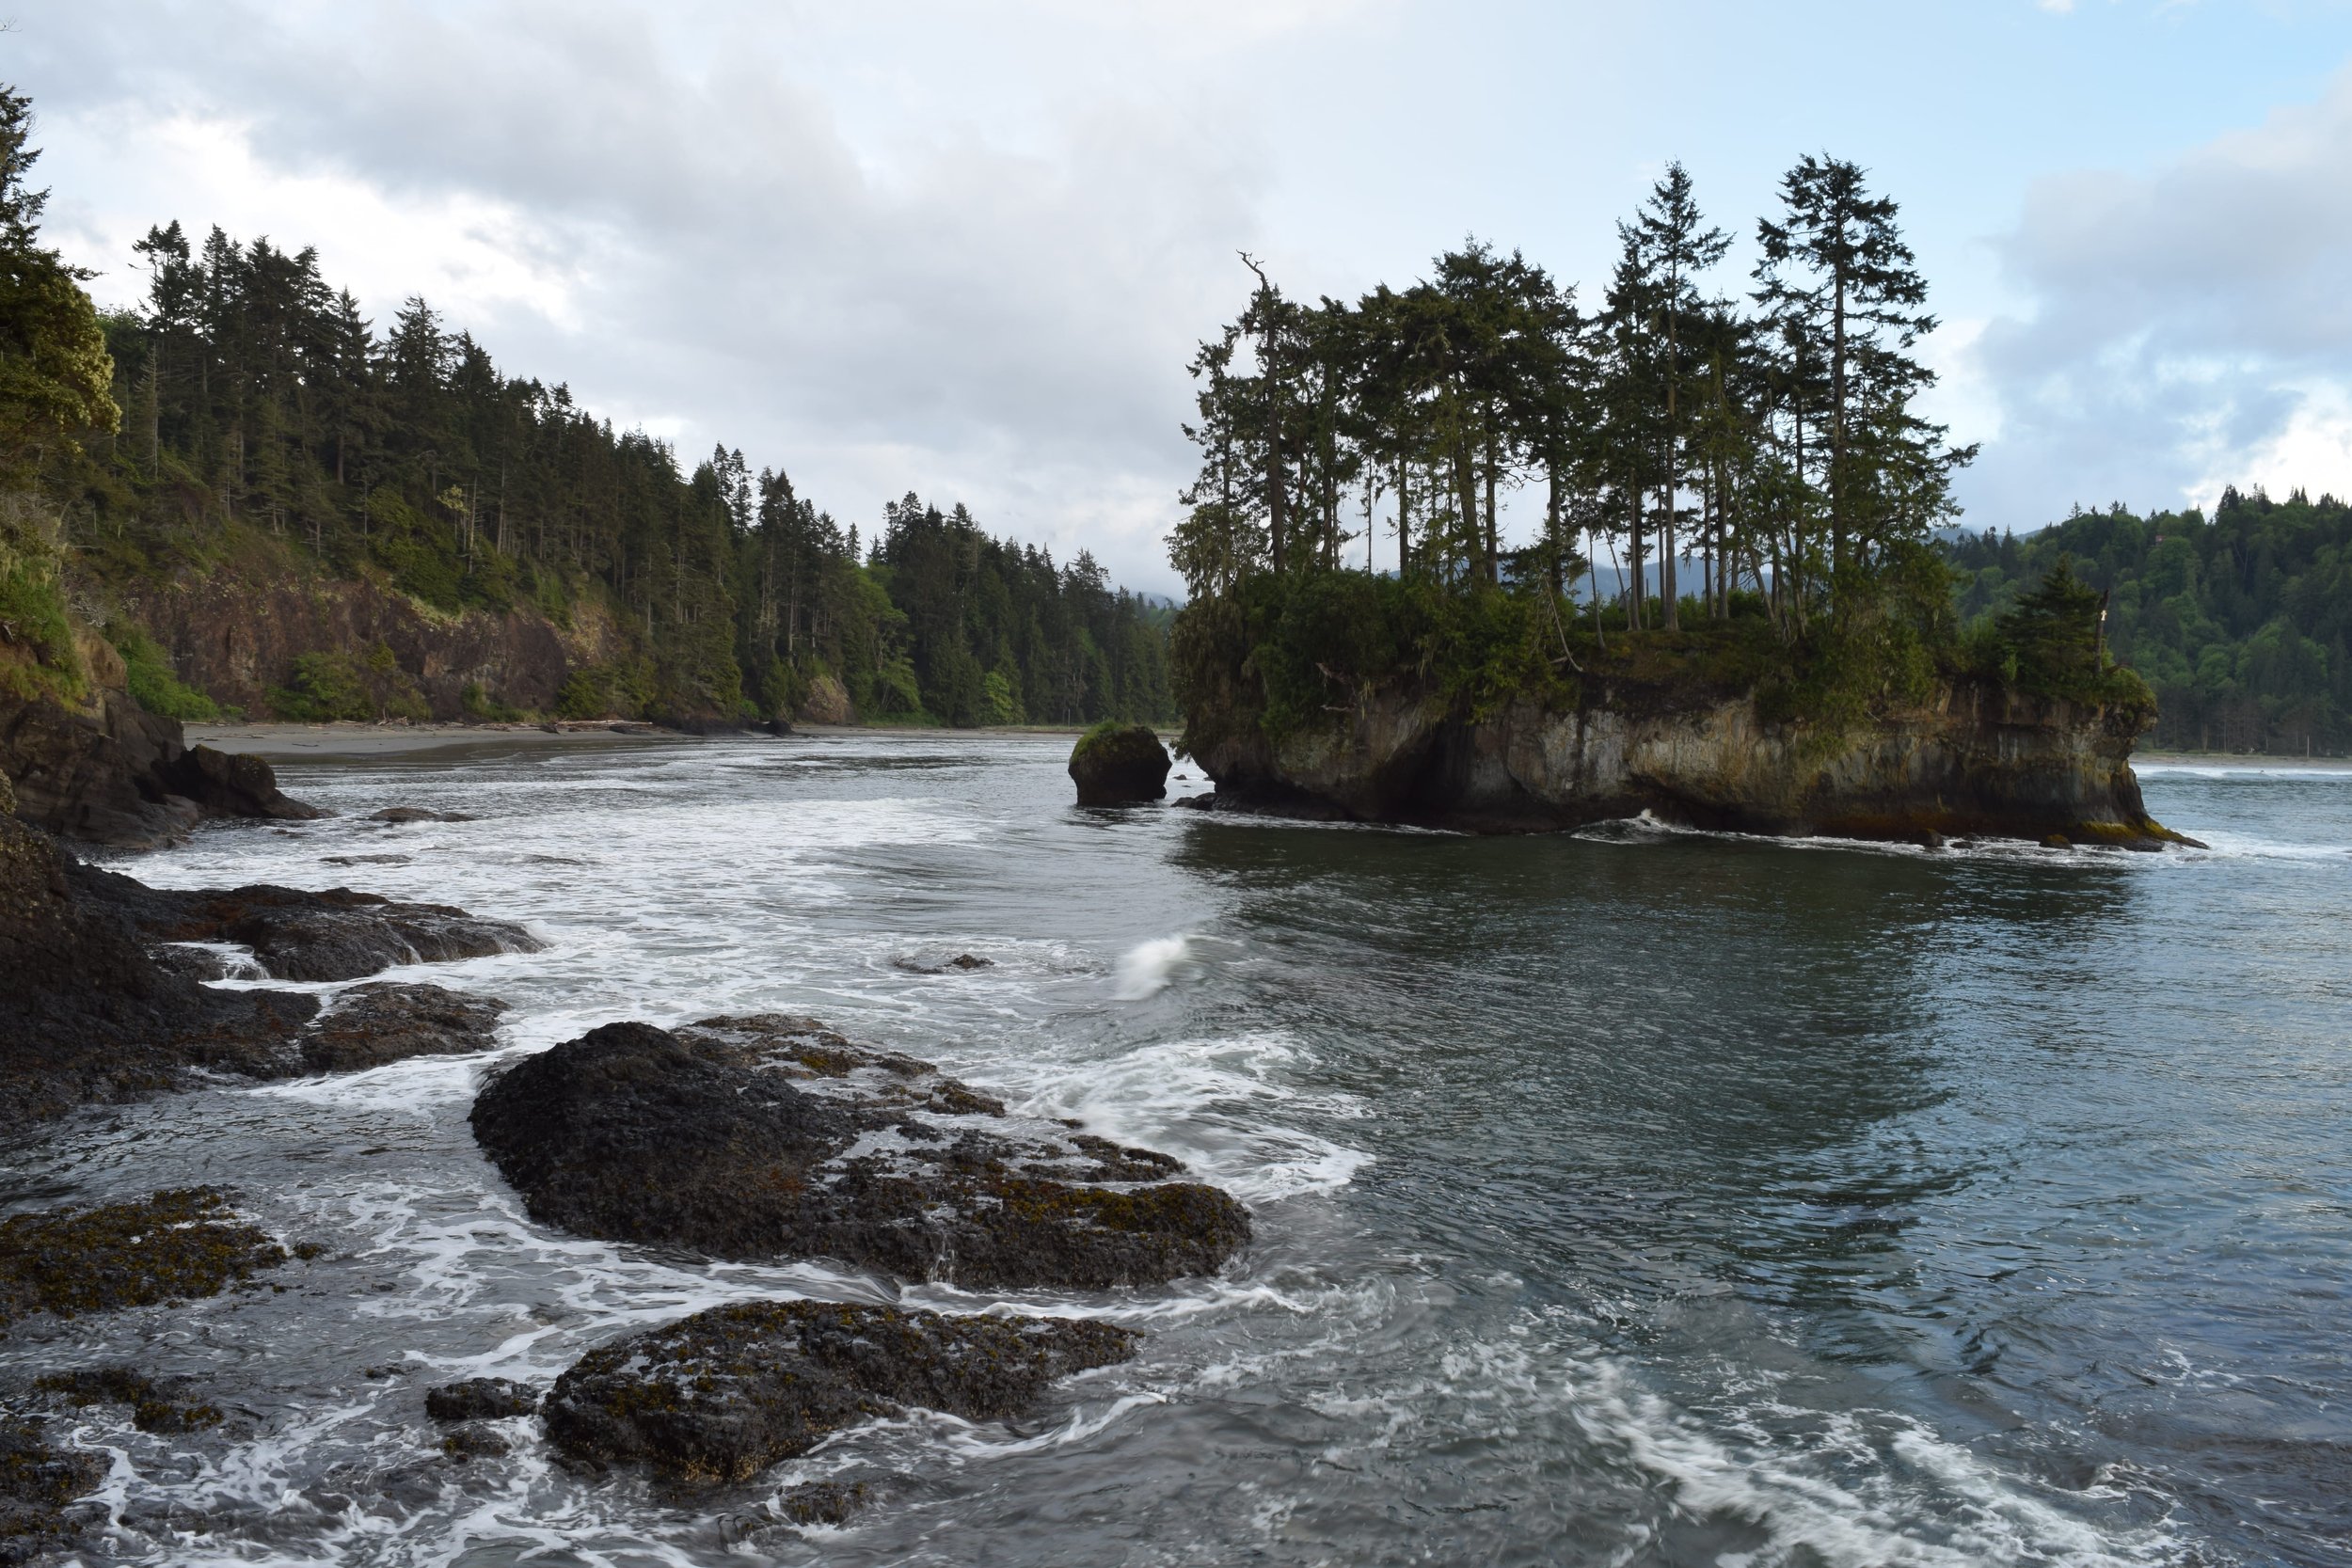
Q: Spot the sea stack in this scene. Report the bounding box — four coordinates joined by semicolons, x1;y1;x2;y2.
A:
1068;722;1172;806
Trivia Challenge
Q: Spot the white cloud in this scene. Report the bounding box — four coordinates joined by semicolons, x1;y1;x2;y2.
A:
1962;63;2352;524
14;0;1349;594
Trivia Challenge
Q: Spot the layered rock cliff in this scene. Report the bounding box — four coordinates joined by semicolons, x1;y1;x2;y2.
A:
1185;678;2188;847
107;561;628;721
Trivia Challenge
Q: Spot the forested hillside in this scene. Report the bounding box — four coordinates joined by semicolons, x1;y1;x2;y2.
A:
3;81;1168;728
1947;488;2352;753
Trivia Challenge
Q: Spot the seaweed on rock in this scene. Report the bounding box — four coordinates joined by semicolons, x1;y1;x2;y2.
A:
543;1300;1137;1486
469;1015;1250;1290
0;1189;285;1333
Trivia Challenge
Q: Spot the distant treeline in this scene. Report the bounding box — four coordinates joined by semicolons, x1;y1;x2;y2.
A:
1947;487;2352;753
40;199;1168;724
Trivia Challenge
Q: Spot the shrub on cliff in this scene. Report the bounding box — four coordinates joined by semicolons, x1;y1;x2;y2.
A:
109;621;217;721
268;644;427;722
1963;555;2156;721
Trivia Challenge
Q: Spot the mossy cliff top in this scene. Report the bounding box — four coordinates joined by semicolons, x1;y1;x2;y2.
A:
1175;559;2156;762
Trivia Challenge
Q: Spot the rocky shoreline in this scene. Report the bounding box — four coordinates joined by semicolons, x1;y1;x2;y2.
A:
0;750;1250;1555
1184;677;2200;848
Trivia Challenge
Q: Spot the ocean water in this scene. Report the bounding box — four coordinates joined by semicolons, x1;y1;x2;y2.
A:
5;734;2348;1566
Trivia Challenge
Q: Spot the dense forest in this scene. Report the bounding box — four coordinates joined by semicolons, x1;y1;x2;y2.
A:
1167;156;2145;746
1948;489;2352;753
0;85;1170;727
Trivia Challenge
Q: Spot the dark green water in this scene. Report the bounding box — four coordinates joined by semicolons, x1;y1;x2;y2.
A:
8;738;2345;1565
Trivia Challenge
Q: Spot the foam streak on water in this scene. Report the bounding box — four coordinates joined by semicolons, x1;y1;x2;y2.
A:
8;733;2344;1565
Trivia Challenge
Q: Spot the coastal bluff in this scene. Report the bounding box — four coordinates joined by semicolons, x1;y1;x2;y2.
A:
1183;679;2191;847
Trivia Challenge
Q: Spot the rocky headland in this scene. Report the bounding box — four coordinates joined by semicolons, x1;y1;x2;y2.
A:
1184;676;2193;847
2;689;319;848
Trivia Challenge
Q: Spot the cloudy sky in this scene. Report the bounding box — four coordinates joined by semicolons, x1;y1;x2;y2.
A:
15;1;2352;594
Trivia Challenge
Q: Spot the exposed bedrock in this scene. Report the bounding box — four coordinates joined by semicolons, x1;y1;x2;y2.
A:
543;1299;1138;1486
1068;722;1172;806
1187;681;2199;846
1;810;523;1130
71;862;543;982
1;689;318;848
469;1015;1251;1289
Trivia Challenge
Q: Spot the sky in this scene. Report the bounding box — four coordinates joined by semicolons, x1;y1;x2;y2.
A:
15;0;2352;596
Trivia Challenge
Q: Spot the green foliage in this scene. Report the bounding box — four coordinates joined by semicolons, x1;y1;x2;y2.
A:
555;659;654;721
268;652;368;721
110;621;217;720
461;680;524;722
0;552;78;699
267;642;427;721
1947;489;2343;749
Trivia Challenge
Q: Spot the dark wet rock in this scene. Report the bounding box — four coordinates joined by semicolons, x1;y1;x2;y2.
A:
469;1015;1250;1290
70;862;542;982
778;1479;870;1527
2;689;318;848
544;1300;1137;1486
301;984;506;1074
322;853;413;867
0;1418;103;1564
425;1377;540;1422
2042;832;2072;849
0;1189;286;1334
0;814;321;1125
2;809;532;1126
439;1424;510;1462
891;951;993;974
1068;722;1171;806
33;1367;223;1433
369;807;477;824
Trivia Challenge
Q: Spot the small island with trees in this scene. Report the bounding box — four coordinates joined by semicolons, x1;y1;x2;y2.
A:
1164;157;2191;847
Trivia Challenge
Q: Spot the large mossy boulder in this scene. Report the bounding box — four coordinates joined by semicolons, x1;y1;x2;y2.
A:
469;1015;1250;1289
543;1299;1137;1486
1068;721;1170;806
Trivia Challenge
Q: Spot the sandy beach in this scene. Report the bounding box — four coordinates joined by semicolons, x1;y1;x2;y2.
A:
185;721;691;760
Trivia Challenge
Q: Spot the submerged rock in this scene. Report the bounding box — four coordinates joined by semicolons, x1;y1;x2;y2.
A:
369;807;478;824
470;1015;1250;1289
891;951;993;974
543;1299;1137;1486
1068;722;1172;806
425;1377;540;1422
0;1418;104;1563
0;1189;286;1334
301;984;506;1074
439;1424;511;1463
778;1479;871;1527
33;1367;223;1433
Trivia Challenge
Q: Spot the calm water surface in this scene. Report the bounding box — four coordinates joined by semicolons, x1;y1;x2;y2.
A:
5;735;2347;1566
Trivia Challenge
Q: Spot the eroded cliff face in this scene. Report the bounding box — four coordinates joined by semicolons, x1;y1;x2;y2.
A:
110;565;627;721
1188;680;2185;846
